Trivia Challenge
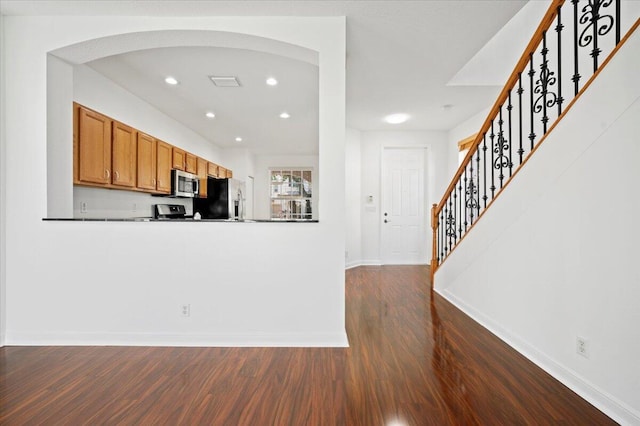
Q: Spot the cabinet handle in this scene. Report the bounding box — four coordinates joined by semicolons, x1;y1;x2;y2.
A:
105;169;110;179
153;178;156;185
114;171;120;181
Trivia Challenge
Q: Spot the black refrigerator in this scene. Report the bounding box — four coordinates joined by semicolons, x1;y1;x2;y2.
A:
193;177;246;219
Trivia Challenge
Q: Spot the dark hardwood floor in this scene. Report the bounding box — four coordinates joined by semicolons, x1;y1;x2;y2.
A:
0;266;613;425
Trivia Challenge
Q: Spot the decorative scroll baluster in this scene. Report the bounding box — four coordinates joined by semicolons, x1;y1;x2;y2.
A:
528;54;536;151
507;93;513;177
556;7;564;116
579;0;615;74
490;123;496;199
572;0;581;95
463;169;468;232
482;133;488;208
458;180;463;239
518;74;524;164
475;145;481;217
495;106;509;189
534;31;559;135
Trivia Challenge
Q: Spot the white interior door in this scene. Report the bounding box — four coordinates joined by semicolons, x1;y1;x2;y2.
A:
381;148;427;264
246;176;254;219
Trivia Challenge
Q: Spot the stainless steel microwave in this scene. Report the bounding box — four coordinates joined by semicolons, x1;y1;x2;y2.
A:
171;169;199;198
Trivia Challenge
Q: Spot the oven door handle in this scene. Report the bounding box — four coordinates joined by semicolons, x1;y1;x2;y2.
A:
194;178;200;197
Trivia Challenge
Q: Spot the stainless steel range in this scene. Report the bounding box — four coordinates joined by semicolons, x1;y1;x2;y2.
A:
153;204;191;220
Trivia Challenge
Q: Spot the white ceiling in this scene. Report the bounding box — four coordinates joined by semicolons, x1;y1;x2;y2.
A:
86;46;320;155
1;0;541;155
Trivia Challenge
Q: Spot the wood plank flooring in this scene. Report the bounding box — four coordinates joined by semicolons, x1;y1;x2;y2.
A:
0;265;614;425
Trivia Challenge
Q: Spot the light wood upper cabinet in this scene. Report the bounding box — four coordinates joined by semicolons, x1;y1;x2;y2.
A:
185;152;197;174
196;157;208;198
76;105;112;185
136;132;157;191
172;147;186;171
207;162;218;177
73;103;234;196
156;141;173;194
111;121;137;188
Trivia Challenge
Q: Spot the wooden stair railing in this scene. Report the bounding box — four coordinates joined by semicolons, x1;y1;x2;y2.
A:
431;0;639;285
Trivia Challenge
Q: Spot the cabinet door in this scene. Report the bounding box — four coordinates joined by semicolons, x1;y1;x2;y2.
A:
196;157;208;198
218;166;227;179
111;121;137;187
207;162;218;177
156;141;173;194
172;147;185;170
77;106;112;185
226;169;233;178
137;132;157;191
185;152;197;174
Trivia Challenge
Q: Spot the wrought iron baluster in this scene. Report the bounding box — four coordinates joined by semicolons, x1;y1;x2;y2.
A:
451;190;457;245
507;92;513;177
458;179;463;240
556;6;564;117
518;73;524;164
468;150;476;226
490;122;496;199
591;0;600;72
615;0;620;44
475;145;481;217
495;106;508;189
578;0;615;75
541;31;549;134
463;168;468;232
572;0;581;95
482;133;488;208
528;54;536;151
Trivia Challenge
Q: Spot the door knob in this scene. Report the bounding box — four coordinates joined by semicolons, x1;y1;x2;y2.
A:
384;219;388;223
384;212;388;216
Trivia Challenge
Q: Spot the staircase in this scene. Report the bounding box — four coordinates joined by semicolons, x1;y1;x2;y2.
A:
431;1;640;424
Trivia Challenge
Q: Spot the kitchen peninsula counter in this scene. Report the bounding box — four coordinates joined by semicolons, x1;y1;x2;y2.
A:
43;218;319;223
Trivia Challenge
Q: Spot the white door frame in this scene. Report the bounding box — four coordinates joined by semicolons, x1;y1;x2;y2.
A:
380;146;429;265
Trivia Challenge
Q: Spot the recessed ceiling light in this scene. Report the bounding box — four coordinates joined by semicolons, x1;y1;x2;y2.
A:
205;112;215;118
266;77;278;86
235;137;243;142
383;113;410;124
164;76;178;85
279;112;290;119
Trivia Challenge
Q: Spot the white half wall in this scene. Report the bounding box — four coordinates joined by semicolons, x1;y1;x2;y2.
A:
435;29;640;424
359;130;448;266
4;15;346;347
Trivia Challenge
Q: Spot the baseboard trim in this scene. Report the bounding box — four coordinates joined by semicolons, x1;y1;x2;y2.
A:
437;288;640;425
345;259;382;269
5;331;350;348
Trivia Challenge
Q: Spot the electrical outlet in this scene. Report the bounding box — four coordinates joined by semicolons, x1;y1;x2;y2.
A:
80;202;87;213
576;337;589;358
181;304;191;318
345;251;349;260
132;203;137;212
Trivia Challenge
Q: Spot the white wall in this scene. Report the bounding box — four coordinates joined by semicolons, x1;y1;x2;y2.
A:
252;154;319;220
435;30;640;424
359;130;448;265
0;13;6;347
4;15;347;347
345;128;361;268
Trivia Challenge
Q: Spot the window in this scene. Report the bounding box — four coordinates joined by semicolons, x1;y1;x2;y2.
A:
270;169;313;220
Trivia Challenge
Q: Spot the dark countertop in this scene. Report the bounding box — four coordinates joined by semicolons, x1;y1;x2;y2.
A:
43;218;318;223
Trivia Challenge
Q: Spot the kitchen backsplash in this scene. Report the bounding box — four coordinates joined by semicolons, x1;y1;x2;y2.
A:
73;186;192;219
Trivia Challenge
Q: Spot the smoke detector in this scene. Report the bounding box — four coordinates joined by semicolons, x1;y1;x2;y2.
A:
209;76;241;87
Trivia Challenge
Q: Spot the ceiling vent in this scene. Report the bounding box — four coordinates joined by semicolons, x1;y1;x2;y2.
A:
209;76;241;87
